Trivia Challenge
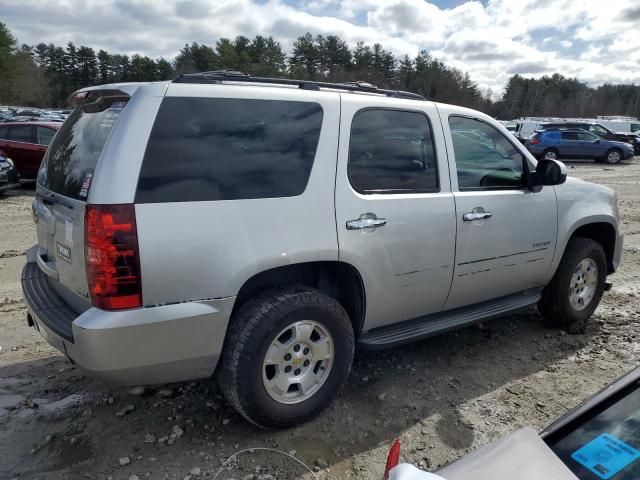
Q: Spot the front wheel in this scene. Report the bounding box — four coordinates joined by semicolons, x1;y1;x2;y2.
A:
604;149;623;164
538;237;607;333
218;286;354;428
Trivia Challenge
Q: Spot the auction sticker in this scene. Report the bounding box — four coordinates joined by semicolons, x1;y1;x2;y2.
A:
571;433;640;479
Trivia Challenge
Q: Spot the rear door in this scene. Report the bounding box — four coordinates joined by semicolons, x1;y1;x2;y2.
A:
34;95;129;310
1;125;37;177
441;111;557;310
559;131;581;157
335;96;456;331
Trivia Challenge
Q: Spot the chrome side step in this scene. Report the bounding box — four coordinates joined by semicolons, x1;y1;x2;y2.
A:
358;289;542;350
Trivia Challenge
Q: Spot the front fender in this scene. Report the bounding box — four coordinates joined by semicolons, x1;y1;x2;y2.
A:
544;179;621;283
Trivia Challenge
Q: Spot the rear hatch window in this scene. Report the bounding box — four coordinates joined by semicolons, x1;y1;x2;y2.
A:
34;93;129;312
38;95;128;200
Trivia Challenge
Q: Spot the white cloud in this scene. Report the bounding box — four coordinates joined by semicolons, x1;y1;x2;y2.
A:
1;0;640;95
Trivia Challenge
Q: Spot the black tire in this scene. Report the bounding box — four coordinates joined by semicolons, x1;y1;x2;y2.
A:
542;148;559;160
604;148;623;164
538;237;607;334
218;285;354;428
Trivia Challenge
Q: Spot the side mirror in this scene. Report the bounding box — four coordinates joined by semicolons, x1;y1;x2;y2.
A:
534;159;567;187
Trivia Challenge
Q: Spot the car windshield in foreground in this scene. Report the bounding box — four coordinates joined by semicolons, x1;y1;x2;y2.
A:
547;382;640;479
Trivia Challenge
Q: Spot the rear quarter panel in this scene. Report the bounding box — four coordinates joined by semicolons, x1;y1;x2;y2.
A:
134;85;341;306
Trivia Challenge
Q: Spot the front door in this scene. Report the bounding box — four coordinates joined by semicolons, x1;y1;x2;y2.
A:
441;111;558;310
577;130;607;158
335;96;456;331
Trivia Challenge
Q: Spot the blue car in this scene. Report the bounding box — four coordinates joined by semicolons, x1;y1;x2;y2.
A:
526;128;635;164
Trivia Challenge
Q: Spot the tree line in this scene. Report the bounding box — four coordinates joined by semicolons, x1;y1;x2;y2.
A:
2;21;640;120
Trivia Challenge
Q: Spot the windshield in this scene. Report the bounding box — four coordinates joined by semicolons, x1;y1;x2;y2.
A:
548;384;640;479
591;124;610;136
37;96;128;200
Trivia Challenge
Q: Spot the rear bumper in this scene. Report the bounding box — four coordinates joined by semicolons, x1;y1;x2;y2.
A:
21;261;235;385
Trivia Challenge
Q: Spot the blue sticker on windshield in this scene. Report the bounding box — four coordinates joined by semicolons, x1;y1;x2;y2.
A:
571;433;640;479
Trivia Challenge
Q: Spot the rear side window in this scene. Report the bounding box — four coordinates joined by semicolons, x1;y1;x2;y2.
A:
136;97;323;203
36;127;56;145
561;132;579;141
38;96;128;200
348;109;438;194
8;125;33;143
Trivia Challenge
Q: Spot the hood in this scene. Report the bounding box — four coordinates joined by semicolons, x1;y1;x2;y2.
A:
607;139;635;150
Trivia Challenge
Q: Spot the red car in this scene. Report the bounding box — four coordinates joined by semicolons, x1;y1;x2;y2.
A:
0;122;60;179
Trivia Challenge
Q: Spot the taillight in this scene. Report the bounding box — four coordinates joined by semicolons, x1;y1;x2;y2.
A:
529;137;541;145
85;204;142;310
383;439;401;479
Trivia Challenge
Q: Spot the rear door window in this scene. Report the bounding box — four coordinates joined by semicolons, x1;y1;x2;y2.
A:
38;97;128;200
136;97;323;203
8;125;33;143
348;109;438;194
36;127;56;145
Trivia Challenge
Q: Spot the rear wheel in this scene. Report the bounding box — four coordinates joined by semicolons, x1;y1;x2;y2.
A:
218;285;354;428
604;149;622;164
542;148;559;160
538;237;606;333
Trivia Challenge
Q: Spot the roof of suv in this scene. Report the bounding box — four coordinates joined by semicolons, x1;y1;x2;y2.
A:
70;71;428;106
173;70;427;101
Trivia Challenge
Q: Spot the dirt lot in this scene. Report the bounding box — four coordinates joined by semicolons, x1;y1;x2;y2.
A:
1;161;639;480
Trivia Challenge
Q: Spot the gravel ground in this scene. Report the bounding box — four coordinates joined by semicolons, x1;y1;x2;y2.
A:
0;161;639;480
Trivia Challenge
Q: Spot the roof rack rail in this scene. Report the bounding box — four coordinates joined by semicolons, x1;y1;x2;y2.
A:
172;70;426;101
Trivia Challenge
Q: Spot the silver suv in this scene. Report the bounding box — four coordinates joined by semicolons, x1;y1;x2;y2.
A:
22;72;623;428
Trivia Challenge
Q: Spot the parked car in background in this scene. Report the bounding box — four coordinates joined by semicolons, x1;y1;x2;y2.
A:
538;121;640;154
386;366;640;480
0;153;20;195
526;128;635;164
595;117;640;134
513;119;540;143
0;122;60;178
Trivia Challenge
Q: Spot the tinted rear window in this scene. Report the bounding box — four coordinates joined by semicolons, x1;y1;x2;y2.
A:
38;96;128;199
135;97;323;203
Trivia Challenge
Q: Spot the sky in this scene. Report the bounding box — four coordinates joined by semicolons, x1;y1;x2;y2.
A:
2;0;640;96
